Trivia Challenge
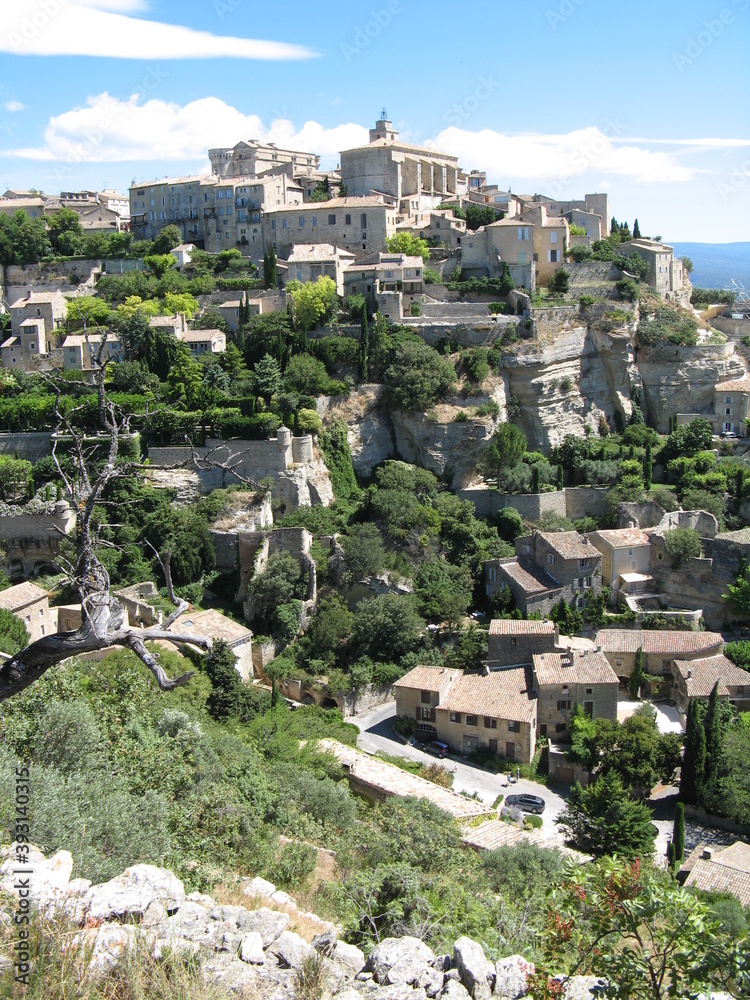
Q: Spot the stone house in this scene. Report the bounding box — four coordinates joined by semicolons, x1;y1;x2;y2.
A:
672;654;750;714
0;581;56;642
517;205;570;285
460;218;537;290
484;556;562;618
713;377;750;436
180;329;226;356
61;333;123;370
2;290;68;370
0;499;76;580
396;210;466;250
284;244;356;297
170;243;195;269
177;607;254;683
394;664;537;764
532;648;619;740
148;313;189;338
595;628;724;686
587;526;652;602
263;197;397;259
0;196;45;220
681;842;750;908
514;531;602;612
516;192;609;235
622;239;690;305
340;114;464;216
209;139;320;181
487;618;559;669
77;204;122;233
562;208;604;245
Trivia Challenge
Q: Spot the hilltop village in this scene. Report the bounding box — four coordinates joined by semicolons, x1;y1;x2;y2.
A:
1;114;750;997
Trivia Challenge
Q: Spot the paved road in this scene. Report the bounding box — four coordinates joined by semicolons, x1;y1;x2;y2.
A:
351;701;568;839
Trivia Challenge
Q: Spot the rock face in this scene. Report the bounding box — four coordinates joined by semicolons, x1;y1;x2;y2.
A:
453;937;495;1000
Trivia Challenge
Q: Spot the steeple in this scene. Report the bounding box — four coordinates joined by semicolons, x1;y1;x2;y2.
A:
369;110;399;143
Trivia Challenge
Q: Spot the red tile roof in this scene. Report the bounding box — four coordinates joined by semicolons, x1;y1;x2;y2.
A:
489;619;556;636
394;666;458;693
673;654;750;698
533;649;618;687
595;629;723;656
439;667;536;723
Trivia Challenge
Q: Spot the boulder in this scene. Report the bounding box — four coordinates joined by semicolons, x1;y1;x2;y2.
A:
332;940;365;978
442;980;472;1000
270;929;315;969
77;924;140;982
238;906;289;947
201;953;265;992
313;928;338;955
155;901;223;958
375;986;428;1000
418;965;446;997
242;876;277;899
82;865;185;922
560;975;607;1000
333;990;363;1000
0;844;78;913
271;889;294;907
454;937;495;1000
493;955;534;999
240;931;266;965
366;936;436;986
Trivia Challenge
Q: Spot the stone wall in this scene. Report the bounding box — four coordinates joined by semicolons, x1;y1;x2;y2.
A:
401;319;515;347
565;486;609;520
530;305;583;339
4;259;101;300
456;487;566;521
0;432;53;461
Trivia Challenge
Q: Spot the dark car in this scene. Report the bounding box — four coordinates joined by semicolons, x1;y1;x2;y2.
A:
423;740;449;758
504;793;546;814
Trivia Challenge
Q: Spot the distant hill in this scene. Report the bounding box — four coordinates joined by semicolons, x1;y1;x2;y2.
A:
670;242;750;291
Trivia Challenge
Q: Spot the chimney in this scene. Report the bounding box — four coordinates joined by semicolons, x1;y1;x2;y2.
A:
703;847;713;861
482;663;490;676
596;643;602;653
687;669;692;679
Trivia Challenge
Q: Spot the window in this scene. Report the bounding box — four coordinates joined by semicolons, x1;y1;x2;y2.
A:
450;712;462;724
549;250;558;263
345;214;352;225
418;706;434;721
584;701;594;717
508;720;519;732
517;227;529;240
555;723;566;733
420;690;432;704
271;220;276;230
547;553;555;566
466;715;477;727
550;231;558;244
726;408;731;415
328;214;336;225
484;717;497;729
282;219;287;229
661;660;671;675
557;700;571;711
361;213;367;229
579;558;590;568
585;688;593;695
299;217;305;227
539;724;548;737
312;216;317;227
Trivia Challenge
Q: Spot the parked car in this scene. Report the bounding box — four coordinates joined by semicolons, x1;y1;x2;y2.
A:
504;793;546;814
422;740;449;758
469;610;486;620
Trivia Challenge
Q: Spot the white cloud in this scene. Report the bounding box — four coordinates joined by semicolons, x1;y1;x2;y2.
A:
0;0;316;60
4;100;27;113
5;92;368;167
429;126;694;185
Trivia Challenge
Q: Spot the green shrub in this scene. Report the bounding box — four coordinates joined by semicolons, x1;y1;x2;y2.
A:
664;527;702;567
270;840;318;888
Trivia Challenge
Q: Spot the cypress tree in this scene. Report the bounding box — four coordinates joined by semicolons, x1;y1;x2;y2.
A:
557;465;564;491
703;681;723;786
673;801;685;862
644;441;653;490
681;698;705;805
737;467;745;501
358;302;369;381
633;218;641;239
629;646;644;699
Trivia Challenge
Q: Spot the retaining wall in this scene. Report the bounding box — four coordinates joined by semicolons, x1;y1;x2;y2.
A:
0;432;53;460
457;485;608;522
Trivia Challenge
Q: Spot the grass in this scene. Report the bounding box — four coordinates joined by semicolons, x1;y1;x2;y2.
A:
373;752;454;788
293;953;328;1000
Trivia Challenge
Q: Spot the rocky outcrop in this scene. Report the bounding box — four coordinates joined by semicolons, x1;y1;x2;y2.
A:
0;844;610;1000
637;343;746;433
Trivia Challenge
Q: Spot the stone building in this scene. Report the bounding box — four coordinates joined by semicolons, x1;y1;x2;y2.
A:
395;209;466;250
208;139;320;181
178;607;254;683
394;664;537;764
0;196;46;220
180;329;226;356
713;376;750;436
61;333;123;370
491;531;601;617
284;244;356;297
0;499;76;580
487;618;559;669
1;290;68;371
595;628;724;687
239;526;316;629
340;113;465;216
532;647;618;740
587;526;652;602
0;581;57;642
263;197;397;259
460;218;536;290
622;239;690;304
672;654;750;714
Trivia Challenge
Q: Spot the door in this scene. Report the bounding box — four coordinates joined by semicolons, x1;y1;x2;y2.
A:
556;766;574;785
505;741;516;759
463;735;480;754
488;739;498;754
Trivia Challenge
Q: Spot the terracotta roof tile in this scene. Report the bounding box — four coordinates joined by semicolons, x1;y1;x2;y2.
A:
499;560;559;595
595;629;724;656
588;528;651;549
489;619;556;636
673;654;750;698
394;665;458;692
684;842;750;907
533;650;618;687
0;581;48;610
538;531;599;560
439;667;536;723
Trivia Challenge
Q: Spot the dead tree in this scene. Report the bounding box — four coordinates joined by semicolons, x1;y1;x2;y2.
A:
0;333;213;703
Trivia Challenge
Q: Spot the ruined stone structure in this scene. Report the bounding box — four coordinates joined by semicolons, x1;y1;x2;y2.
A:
239;527;317;629
0;499;76;580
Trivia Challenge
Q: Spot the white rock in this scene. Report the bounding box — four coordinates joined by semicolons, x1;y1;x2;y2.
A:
240;931;266;965
332;940;365;978
271;889;294;907
82;864;185;922
242;876;277;899
366;937;436;986
271;929;315;969
0;844;75;911
493;955;534;999
454;937;495;1000
240;906;290;947
77;924;139;982
442;980;472;1000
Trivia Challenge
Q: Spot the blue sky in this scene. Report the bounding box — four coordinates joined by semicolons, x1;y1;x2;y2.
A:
0;0;748;241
